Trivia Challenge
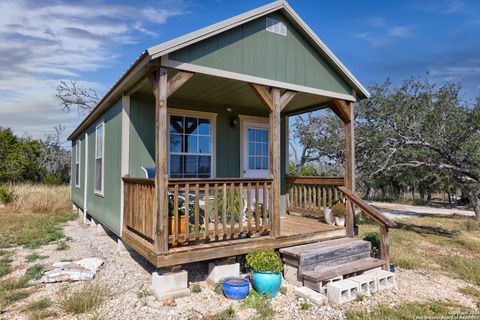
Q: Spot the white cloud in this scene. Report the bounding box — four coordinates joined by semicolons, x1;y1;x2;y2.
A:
387;26;412;38
0;0;188;141
356;25;414;47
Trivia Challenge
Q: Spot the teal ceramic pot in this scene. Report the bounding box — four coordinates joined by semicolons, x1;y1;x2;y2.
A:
252;271;282;298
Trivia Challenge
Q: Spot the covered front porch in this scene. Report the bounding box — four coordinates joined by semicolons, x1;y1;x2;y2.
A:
119;63;360;268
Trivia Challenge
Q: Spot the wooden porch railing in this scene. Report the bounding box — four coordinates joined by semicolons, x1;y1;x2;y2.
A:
286;176;397;270
338;186;397;270
168;178;272;245
122;177;272;248
286;176;345;217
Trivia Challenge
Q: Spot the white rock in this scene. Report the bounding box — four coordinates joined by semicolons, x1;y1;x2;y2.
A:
41;258;104;283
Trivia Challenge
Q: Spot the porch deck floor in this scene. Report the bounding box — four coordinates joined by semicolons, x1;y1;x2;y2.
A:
279;215;340;237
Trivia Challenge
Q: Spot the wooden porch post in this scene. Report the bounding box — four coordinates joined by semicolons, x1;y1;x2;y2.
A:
270;88;281;237
331;99;355;237
150;67;169;254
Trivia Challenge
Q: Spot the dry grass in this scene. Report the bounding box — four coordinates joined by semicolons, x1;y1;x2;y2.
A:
0;184;76;248
59;282;109;314
1;184;71;214
359;215;480;285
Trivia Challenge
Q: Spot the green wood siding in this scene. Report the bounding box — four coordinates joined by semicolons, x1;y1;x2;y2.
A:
170;12;352;95
71;137;85;208
83;99;123;235
128;94;269;179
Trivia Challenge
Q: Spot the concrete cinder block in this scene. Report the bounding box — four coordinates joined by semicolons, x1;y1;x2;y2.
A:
206;262;239;285
96;223;107;236
283;264;303;287
374;270;395;291
327;280;359;304
363;267;382;275
348;274;377;295
304;276;342;294
151;270;190;301
116;239;133;255
294;286;327;305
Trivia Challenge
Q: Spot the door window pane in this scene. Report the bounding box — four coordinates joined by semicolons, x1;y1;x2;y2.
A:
247;127;269;171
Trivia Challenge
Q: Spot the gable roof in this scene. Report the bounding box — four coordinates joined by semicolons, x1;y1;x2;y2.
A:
147;0;369;99
68;0;368;140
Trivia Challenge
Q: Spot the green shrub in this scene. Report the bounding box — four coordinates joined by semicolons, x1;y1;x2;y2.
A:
331;202;346;218
191;283;202;293
246;249;283;273
56;240;69;251
214;279;224;295
241;290;274;320
0;186;15;204
0;256;13;278
363;232;381;259
25;264;44;281
215;305;236;320
25;253;48;263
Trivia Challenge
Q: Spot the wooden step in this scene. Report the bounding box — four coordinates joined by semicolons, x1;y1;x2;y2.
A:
280;238;371;271
301;258;385;283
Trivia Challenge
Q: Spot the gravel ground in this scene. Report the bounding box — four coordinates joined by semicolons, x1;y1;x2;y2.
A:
371;202;475;218
2;216;478;319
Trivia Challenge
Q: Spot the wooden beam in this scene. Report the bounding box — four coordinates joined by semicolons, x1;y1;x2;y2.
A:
270;88;281;237
344;101;355;192
380;226;391;271
330;99;351;124
345;200;354;237
249;83;273;111
167;71;194;98
280;90;296;110
151;67;169;254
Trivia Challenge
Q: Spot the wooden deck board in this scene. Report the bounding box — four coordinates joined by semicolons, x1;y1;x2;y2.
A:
122;215;345;268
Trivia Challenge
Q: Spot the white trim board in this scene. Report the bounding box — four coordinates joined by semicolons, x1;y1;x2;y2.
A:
94;121;105;197
239;115;269;178
162;57;356;102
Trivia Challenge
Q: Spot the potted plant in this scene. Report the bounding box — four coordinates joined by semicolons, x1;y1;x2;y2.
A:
223;276;250;300
331;202;346;226
246;249;283;298
323;206;334;225
168;195;186;235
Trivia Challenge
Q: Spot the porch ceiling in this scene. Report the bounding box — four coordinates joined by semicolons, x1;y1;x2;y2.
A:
135;72;332;114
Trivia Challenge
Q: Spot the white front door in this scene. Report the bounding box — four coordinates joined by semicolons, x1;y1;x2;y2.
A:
242;120;269;178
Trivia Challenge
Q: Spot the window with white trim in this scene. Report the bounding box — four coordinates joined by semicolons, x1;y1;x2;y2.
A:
169;114;212;178
248;128;269;170
75;140;80;187
95;122;104;194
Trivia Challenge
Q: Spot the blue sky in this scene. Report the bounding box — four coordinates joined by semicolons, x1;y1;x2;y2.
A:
1;0;479;142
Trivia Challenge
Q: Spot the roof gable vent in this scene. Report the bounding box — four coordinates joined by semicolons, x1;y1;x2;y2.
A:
266;17;287;36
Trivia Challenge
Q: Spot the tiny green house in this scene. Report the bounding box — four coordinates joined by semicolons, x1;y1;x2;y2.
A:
68;1;394;269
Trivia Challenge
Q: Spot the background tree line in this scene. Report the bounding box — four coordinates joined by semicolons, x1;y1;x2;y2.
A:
291;78;480;219
0;126;70;184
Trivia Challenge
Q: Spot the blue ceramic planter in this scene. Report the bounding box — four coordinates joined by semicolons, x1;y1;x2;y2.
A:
252;271;282;298
223;276;250;300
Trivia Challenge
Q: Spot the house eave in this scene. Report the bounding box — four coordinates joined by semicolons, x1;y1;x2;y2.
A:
68;51;151;141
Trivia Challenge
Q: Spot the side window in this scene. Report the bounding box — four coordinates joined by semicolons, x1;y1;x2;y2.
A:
75;141;81;187
95;123;104;194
